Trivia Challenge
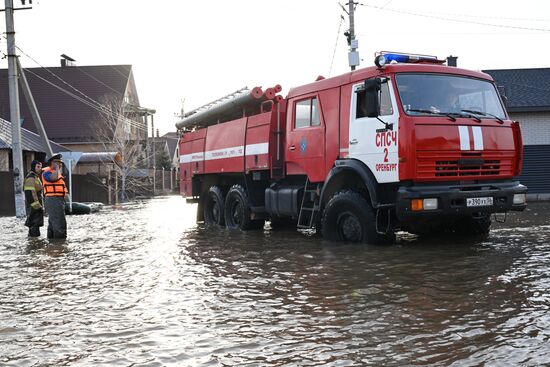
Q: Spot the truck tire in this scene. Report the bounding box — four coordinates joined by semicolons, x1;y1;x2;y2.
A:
203;186;225;226
321;190;394;244
224;184;264;230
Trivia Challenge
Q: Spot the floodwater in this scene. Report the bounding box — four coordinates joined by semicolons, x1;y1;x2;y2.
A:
1;197;549;366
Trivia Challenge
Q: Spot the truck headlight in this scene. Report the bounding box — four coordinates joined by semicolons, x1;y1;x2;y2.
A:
423;198;438;210
411;198;438;211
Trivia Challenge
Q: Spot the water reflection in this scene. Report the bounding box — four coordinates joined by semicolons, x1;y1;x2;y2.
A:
1;197;549;366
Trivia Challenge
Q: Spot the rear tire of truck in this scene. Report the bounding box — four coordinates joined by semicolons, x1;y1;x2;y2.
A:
203;186;225;226
321;190;394;244
224;184;265;231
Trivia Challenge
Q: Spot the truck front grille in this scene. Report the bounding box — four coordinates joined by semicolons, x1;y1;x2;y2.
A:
417;151;515;180
434;159;501;177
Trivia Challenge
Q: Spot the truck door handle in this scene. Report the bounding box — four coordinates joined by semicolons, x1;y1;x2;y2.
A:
349;139;358;145
288;145;296;151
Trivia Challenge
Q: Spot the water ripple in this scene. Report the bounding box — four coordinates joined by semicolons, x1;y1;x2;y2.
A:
1;197;549;366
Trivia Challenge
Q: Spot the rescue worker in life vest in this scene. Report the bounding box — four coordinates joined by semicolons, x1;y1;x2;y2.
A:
42;154;68;239
24;160;44;237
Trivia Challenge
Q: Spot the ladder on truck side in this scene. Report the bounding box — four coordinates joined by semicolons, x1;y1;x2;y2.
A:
297;178;320;229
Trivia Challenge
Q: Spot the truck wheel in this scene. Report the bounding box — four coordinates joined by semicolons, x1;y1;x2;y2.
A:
224;184;264;230
321;190;394;244
453;214;492;236
203;186;225;226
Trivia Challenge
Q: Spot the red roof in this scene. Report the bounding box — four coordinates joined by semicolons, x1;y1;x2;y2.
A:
0;65;133;143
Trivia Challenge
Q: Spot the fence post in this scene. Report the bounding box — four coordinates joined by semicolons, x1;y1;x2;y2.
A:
115;170;119;205
152;168;156;196
108;170;112;205
170;168;174;191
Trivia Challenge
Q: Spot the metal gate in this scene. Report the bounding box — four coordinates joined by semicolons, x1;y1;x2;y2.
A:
0;171;15;216
521;145;550;194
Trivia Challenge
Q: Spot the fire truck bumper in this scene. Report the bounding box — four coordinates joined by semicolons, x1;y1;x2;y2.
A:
395;181;527;221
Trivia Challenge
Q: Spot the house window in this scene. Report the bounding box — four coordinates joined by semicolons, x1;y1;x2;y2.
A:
295;97;320;129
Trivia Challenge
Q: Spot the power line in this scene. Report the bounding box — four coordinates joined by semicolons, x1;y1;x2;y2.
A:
109;64;131;79
76;66;123;96
8;40;147;131
393;8;550;23
360;3;550;32
376;0;394;12
23;67;147;131
329;14;345;76
12;41;121;113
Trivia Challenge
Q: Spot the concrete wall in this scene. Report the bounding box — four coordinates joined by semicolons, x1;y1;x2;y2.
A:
509;112;550;145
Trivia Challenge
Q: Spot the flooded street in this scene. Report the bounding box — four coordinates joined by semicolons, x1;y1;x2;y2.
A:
1;196;549;366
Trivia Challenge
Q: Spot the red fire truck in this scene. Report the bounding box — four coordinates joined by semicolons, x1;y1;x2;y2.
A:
176;52;527;243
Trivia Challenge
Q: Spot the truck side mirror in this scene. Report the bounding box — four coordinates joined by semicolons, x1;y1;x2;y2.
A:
364;78;382;118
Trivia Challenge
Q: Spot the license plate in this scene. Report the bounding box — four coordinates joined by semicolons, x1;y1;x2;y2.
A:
466;197;493;207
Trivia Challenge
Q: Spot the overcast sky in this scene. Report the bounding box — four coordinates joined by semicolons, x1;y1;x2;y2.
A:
1;0;549;134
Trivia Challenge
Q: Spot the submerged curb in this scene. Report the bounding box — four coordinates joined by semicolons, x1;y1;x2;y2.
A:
527;193;550;202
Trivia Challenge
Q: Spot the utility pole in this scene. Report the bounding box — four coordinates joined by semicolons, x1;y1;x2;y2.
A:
144;113;149;169
151;113;155;196
4;0;25;217
346;1;359;71
17;59;53;157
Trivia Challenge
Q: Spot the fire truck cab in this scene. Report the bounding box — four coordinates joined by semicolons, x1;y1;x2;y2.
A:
178;52;527;243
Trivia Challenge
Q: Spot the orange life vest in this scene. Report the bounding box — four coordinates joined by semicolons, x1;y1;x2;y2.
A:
41;166;67;197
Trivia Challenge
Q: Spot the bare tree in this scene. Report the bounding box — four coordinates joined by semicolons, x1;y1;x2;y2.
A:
95;95;149;202
157;146;172;170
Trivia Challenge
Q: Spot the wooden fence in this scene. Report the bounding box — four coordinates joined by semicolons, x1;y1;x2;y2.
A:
70;174;110;204
1;168;180;216
0;171;15;216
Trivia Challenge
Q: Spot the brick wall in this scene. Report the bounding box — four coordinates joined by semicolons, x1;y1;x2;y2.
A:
509;112;550;146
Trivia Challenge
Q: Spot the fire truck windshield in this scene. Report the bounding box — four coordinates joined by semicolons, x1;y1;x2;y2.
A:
395;74;506;120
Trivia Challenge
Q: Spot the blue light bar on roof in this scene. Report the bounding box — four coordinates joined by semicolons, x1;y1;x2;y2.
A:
374;52;444;67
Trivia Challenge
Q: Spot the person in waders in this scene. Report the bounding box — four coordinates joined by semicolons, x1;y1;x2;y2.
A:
24;160;44;237
42;154;68;239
